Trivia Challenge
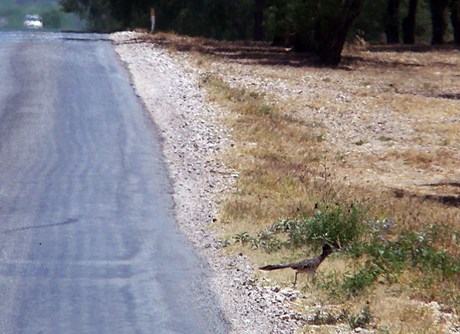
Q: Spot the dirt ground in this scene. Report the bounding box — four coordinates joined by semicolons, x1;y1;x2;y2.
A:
151;33;460;206
212;43;459;202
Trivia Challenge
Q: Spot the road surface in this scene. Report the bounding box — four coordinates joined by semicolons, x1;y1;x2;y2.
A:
0;31;229;334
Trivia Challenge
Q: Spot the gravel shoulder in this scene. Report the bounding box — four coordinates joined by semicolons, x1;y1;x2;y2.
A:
111;32;307;334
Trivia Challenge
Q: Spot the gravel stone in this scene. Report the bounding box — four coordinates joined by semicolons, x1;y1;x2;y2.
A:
111;31;304;334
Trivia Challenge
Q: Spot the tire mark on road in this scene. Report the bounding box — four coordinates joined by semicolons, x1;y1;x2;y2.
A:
2;218;79;234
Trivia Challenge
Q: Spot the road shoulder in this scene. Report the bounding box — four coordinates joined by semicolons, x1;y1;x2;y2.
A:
111;31;303;334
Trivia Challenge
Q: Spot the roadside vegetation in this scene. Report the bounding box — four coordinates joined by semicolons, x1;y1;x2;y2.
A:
143;33;460;332
61;0;460;66
0;0;81;30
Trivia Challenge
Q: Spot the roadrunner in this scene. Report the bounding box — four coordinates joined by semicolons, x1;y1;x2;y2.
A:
259;244;334;286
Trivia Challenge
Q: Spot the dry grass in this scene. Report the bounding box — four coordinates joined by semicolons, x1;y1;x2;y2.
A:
142;33;460;331
200;74;327;231
368;288;448;334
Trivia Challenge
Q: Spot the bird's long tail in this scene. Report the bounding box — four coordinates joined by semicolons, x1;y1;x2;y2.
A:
259;263;291;271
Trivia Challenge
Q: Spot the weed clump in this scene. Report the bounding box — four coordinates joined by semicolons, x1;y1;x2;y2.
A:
273;203;365;250
234;203;365;252
236;203;460;308
348;305;373;329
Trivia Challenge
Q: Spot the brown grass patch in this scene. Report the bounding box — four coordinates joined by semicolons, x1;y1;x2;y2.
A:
369;288;448;334
387;148;457;169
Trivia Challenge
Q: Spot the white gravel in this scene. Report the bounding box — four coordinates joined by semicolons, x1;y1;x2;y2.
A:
111;31;306;334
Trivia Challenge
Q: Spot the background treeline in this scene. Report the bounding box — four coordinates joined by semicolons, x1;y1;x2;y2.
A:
0;0;81;30
61;0;460;65
153;0;458;45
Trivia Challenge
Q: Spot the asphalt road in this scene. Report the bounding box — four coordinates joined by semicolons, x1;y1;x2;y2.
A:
0;31;229;334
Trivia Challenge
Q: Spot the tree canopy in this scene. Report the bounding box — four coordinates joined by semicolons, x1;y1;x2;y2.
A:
59;0;460;65
0;0;81;30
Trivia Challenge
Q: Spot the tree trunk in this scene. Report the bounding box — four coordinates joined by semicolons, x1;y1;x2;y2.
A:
253;0;267;41
451;0;460;44
385;0;401;43
430;0;449;44
402;0;418;44
315;0;364;66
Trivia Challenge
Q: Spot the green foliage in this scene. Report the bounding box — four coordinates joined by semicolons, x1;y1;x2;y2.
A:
234;203;366;253
0;0;82;30
41;8;62;28
60;0;119;31
265;0;365;63
233;230;283;253
348;305;373;329
238;203;460;301
154;0;255;40
55;0;458;62
342;265;382;296
363;226;460;280
274;203;366;250
335;225;459;299
265;0;319;49
352;0;387;42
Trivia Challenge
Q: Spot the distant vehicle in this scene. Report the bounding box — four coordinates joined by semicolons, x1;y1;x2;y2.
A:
24;15;43;29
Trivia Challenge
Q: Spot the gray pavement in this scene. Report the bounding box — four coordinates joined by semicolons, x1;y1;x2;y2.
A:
0;31;229;334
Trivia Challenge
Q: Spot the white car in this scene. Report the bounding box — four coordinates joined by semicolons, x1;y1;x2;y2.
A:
24;15;43;29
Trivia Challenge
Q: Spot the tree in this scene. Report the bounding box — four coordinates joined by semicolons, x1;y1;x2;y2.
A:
41;8;62;29
253;0;267;40
402;0;419;44
60;0;119;31
352;0;387;43
61;0;364;66
113;0;156;28
148;0;254;40
315;0;364;65
429;0;449;44
265;0;364;65
451;0;460;44
109;0;133;28
385;0;400;43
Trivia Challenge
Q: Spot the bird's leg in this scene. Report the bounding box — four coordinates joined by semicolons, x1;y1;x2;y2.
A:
293;272;298;287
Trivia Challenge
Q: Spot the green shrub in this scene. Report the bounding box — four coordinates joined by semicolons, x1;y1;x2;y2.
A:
344;266;382;296
236;202;459;302
272;203;367;250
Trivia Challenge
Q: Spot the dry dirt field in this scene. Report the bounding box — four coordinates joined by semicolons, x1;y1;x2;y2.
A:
187;38;460;202
155;33;460;225
125;33;460;333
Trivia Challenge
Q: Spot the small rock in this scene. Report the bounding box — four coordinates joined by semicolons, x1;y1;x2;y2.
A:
271;285;281;293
